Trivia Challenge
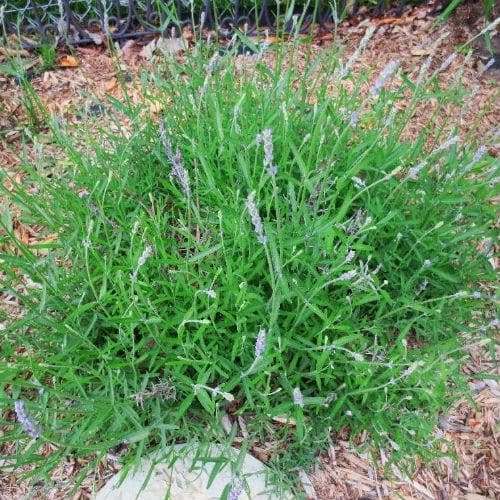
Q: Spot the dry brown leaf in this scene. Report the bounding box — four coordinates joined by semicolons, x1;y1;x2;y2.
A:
5;130;21;143
14;225;29;245
156;37;188;55
140;40;156;60
57;55;79;68
251;446;271;463
182;26;194;41
411;48;433;56
271;415;297;426
120;39;137;64
149;101;162;114
105;78;117;92
374;17;410;26
85;31;103;45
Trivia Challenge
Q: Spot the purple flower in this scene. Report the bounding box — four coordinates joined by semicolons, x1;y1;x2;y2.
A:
338;270;357;281
293;387;304;408
266;165;278;177
246;192;267;245
14;400;41;438
351;176;365;189
436;53;457;74
432;135;459;154
227;476;243;500
160;121;191;199
257;129;278;176
349;111;360;126
344;250;355;264
370;60;400;95
407;161;427;180
483;57;495;72
131;245;153;281
416;54;433;85
465;145;487;171
254;328;266;359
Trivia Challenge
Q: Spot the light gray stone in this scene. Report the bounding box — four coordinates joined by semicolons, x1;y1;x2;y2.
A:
95;444;291;499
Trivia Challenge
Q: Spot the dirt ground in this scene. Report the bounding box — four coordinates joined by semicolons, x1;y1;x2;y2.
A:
1;2;499;498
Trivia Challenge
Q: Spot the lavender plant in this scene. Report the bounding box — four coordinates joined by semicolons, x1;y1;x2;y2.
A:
0;31;497;495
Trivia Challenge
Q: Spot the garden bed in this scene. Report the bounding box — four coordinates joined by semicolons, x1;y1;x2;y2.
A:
1;3;499;498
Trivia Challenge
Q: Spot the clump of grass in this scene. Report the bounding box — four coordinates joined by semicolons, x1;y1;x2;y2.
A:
37;43;56;71
0;33;497;494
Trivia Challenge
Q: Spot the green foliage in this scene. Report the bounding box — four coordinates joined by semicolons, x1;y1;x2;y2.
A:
0;35;498;494
37;43;56;70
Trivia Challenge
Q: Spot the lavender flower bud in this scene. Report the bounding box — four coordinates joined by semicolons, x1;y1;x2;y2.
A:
204;53;220;75
416;54;433;85
255;327;266;359
351;352;364;362
370;60;400;96
436;53;457;74
483;57;495;72
233;104;241;133
160;121;191;199
432;135;459;154
338;270;357;281
344;25;376;75
131;245;153;281
14;400;41;438
32;378;44;396
349;111;360;127
488;319;499;329
262;129;273;166
137;245;152;266
266;165;278;176
344;250;355;264
246;192;267;245
417;280;429;294
293;387;304;408
227;477;243;500
384;109;396;127
407;161;427;180
257;129;278;176
351;176;365;189
465;145;487;171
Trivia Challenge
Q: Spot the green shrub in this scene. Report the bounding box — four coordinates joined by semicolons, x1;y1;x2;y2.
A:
0;35;497;494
